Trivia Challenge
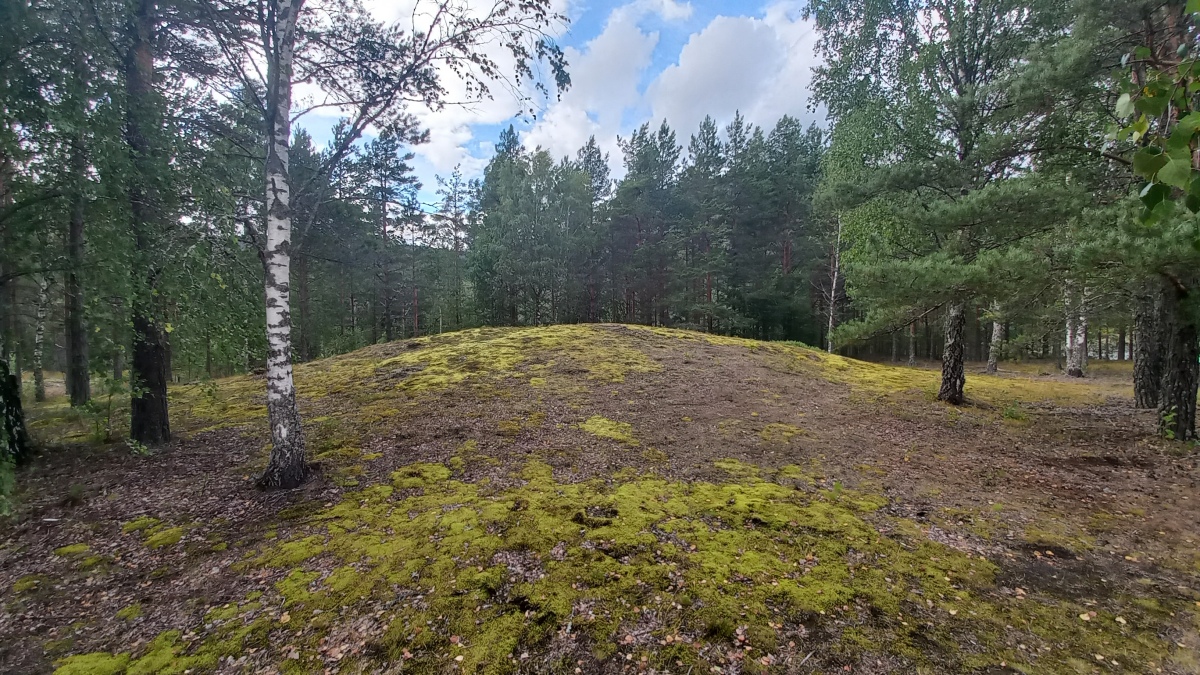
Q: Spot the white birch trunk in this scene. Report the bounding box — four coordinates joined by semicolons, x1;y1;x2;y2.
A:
33;275;50;402
1065;282;1086;378
827;215;842;353
258;0;308;489
907;322;916;366
986;300;1002;374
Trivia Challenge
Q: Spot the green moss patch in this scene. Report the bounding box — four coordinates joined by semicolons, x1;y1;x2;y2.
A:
54;543;90;557
12;574;51;593
143;526;186;549
579;415;638;445
53;653;130;675
116;603;143;621
65;459;1181;673
121;517;161;534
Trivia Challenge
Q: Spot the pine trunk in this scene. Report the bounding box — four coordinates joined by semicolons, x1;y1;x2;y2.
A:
125;0;170;445
64;132;89;406
1133;280;1164;409
1158;281;1198;441
937;302;966;405
32;276;49;402
258;0;308;490
986;301;1002;374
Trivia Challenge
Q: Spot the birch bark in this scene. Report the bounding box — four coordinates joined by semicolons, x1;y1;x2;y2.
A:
258;0;308;489
32;275;49;402
826;215;842;353
1065;283;1087;378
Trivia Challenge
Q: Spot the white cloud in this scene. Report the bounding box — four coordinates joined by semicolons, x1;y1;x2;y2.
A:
521;0;824;181
331;0;823;194
620;0;693;22
647;2;823;144
521;4;662;165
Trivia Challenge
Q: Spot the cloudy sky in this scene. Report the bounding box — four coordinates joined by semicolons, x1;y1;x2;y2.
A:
304;0;824;205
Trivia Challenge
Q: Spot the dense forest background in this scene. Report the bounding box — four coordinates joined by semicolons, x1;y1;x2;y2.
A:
2;0;1199;492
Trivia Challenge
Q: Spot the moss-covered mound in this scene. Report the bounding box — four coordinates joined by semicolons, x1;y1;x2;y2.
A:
9;324;1196;675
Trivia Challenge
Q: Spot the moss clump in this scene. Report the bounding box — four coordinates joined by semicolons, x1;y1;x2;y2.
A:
391;462;451;489
144;526;186;549
54;543;89;557
80;555;108;571
124;630;218;675
53;653;130;675
760;422;804;443
116;603;143;621
122;516;161;534
13;574;50;593
580;415;638;445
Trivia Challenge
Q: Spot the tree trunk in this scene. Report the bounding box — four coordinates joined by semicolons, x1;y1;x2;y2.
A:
986;301;1003;374
826;215;842;353
64;131;89;407
1064;282;1087;378
0;359;32;467
907;323;916;366
1117;326;1127;361
890;331;898;362
1158;280;1198;441
1133;279;1164;409
3;282;18;385
32;275;50;402
112;297;125;381
125;0;170;445
258;0;308;490
937;302;967;405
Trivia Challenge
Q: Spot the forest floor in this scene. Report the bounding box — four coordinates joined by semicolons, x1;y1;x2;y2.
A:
1;324;1198;675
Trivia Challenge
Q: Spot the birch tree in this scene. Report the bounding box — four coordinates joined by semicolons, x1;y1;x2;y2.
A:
206;0;570;488
1063;283;1088;378
32;275;50;402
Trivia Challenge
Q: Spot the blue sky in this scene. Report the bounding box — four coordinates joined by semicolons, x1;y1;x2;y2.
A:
302;0;824;206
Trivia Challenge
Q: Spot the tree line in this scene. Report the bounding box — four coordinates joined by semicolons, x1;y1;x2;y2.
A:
1;0;1198;503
